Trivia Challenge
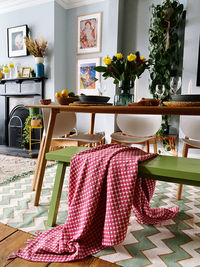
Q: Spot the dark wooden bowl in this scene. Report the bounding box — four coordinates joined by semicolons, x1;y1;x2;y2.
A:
56;97;79;105
40;99;51;105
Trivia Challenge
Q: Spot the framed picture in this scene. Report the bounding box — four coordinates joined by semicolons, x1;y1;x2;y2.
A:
7;25;28;58
76;57;100;95
77;12;102;55
21;67;31;78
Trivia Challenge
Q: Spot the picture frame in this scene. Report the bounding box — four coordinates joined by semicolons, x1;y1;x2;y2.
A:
7;25;28;58
76;57;100;95
77;12;102;55
21;67;31;78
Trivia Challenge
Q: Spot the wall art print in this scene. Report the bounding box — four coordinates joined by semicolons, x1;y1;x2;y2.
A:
77;57;100;95
77;12;102;55
7;25;28;58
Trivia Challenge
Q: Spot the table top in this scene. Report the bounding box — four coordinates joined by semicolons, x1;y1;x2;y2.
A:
25;104;200;115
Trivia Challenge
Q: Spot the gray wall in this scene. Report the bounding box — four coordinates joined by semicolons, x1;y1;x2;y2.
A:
0;2;55;100
182;0;200;94
65;0;121;140
54;2;68;93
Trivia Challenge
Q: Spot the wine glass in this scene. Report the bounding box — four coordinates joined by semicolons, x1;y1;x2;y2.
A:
96;82;107;96
155;84;165;100
170;77;182;95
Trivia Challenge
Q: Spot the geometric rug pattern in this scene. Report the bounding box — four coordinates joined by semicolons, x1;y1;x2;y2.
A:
0;165;199;267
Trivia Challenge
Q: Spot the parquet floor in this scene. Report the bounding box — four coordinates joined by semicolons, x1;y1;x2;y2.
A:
0;222;117;267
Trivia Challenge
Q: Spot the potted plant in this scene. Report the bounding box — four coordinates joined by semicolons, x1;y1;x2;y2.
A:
22;108;42;148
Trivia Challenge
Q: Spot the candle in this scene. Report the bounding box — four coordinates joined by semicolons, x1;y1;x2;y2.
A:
188;80;192;94
134;77;139;102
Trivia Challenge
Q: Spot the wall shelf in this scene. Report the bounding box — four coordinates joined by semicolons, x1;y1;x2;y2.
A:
0;77;47;84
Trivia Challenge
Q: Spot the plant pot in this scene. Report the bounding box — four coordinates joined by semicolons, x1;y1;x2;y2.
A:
29;107;40;116
35;57;44;78
31;119;41;127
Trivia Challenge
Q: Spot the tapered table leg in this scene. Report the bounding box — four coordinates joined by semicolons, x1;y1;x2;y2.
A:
34;108;59;206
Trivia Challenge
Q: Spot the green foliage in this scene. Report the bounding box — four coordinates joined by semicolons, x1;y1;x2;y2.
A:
22;113;42;147
149;0;185;135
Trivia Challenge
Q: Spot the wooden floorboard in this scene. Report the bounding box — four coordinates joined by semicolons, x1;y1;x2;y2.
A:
0;223;117;267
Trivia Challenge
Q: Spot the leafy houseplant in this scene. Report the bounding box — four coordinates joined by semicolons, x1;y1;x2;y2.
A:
94;52;149;105
22;108;42;148
149;0;185;146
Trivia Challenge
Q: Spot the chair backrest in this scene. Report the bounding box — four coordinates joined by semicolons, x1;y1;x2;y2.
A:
180;116;200;140
42;103;76;138
116;114;162;136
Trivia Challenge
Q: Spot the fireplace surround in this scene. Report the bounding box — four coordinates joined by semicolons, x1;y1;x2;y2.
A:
0;77;45;157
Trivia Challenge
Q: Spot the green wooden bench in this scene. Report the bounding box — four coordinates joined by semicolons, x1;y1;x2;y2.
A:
45;146;200;227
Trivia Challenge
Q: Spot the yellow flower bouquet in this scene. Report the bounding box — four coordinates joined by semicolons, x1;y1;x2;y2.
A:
94;51;149;87
95;52;149;105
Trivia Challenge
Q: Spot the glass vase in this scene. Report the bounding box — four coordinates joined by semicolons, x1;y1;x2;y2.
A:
114;80;134;106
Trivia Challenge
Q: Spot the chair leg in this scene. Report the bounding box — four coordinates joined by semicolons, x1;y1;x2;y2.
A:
153;138;157;153
177;141;189;200
32;135;46;191
47;162;67;227
145;141;150;153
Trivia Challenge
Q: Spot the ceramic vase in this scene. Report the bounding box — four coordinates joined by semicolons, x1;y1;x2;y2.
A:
35;57;44;78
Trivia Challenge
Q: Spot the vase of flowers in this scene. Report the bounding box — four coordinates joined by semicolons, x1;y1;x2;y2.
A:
24;34;47;78
95;52;149;105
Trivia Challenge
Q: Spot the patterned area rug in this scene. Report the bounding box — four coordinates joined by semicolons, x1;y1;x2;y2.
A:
0;165;199;266
0;154;37;184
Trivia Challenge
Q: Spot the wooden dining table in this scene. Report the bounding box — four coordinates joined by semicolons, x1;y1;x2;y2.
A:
25;104;200;206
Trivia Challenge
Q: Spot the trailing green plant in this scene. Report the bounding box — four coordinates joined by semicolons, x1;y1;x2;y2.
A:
22;113;42;147
149;0;185;144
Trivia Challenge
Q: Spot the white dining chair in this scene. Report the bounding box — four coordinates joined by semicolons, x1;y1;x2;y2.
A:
32;104;104;191
177;115;200;200
111;114;162;153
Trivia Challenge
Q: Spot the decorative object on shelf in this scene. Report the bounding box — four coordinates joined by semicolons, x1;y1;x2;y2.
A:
77;12;102;55
7;25;28;58
8;62;15;78
21;67;31;78
24;34;47;78
0;65;3;79
77;57;100;96
94;52;149;105
3;65;9;79
31;69;36;77
35;57;44;77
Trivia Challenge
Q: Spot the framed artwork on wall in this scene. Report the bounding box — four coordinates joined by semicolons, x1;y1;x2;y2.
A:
77;12;102;55
7;25;28;58
76;57;100;95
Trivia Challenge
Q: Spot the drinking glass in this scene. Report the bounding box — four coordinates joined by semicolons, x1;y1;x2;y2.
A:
155;84;165;100
170;77;182;95
96;82;107;96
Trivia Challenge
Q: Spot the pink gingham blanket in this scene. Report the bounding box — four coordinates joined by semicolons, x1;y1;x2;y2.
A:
9;144;178;262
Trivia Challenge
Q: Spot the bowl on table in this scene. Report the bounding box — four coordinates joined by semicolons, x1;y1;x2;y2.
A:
40;99;51;105
79;95;110;104
56;97;79;105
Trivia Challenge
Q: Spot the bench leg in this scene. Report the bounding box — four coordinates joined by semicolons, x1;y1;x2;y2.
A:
47;162;67;227
177;141;189;200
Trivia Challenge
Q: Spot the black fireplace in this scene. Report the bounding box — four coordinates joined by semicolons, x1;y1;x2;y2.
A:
8;105;29;148
0;77;45;157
